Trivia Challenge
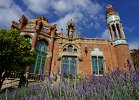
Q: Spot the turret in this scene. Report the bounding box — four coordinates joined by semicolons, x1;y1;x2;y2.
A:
106;4;127;44
106;4;133;70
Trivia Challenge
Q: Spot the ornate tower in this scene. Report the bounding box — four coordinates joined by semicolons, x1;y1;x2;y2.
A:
106;4;133;70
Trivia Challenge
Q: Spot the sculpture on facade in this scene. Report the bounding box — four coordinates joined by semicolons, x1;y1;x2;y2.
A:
66;19;75;39
19;15;28;29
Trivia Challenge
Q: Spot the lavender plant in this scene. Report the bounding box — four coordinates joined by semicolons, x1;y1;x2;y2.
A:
0;69;139;100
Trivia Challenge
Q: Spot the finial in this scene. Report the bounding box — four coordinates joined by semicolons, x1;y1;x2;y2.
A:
106;4;112;9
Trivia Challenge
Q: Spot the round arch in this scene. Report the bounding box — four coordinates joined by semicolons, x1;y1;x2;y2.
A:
20;32;33;39
37;37;50;49
62;43;80;51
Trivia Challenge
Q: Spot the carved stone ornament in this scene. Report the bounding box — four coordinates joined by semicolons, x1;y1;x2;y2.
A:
113;39;127;46
91;48;104;56
66;19;75;39
35;17;43;30
19;15;28;29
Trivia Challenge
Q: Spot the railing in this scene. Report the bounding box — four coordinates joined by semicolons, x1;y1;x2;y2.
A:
9;72;21;78
1;73;45;90
28;73;45;81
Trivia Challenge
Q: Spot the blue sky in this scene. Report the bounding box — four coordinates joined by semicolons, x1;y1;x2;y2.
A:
0;0;139;49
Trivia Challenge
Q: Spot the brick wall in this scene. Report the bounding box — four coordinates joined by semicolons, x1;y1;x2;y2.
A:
114;44;133;70
50;38;119;76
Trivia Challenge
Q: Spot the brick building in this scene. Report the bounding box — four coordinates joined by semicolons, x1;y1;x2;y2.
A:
11;5;133;77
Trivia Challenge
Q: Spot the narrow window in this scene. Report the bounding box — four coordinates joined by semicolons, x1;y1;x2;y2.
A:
30;40;47;74
109;26;112;39
63;48;67;52
92;56;104;75
112;24;117;39
98;56;104;74
116;24;122;38
74;49;77;52
92;56;98;74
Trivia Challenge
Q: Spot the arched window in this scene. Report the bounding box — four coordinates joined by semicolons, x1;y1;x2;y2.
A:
116;24;122;38
91;48;104;75
67;45;73;52
63;48;67;52
63;44;77;52
36;40;47;53
112;24;117;39
30;40;48;74
74;49;77;52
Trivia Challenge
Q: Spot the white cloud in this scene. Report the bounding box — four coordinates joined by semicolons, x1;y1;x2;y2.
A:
124;26;136;33
23;0;104;32
22;0;52;14
101;29;110;39
23;0;102;14
51;11;83;34
53;0;73;14
129;40;139;50
0;0;29;29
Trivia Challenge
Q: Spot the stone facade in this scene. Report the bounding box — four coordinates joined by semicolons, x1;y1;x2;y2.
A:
11;5;133;77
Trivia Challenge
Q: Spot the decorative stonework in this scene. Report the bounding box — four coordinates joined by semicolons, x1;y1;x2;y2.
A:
107;14;120;24
20;32;34;37
19;15;28;29
91;48;104;56
26;24;35;28
57;42;82;61
113;39;127;45
81;39;109;44
66;19;75;40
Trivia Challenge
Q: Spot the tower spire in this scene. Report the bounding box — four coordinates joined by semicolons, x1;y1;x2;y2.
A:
106;4;117;16
106;4;126;45
106;4;133;70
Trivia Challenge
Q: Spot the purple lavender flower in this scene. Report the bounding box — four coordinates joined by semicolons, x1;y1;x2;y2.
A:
59;96;64;100
29;95;35;100
12;90;17;100
31;84;36;95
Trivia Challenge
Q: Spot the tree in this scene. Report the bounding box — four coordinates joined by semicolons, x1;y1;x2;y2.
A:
0;29;36;89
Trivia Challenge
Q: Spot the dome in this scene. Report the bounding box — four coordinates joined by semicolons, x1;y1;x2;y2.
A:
106;4;117;15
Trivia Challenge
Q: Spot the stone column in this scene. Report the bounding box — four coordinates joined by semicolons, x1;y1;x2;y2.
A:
119;24;126;39
32;31;38;49
46;25;57;74
110;25;115;41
